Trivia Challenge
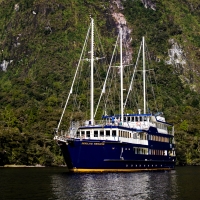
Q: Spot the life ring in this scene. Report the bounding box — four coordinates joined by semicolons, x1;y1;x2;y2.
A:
136;122;141;126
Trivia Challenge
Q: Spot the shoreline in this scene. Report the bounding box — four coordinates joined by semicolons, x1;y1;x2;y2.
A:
2;164;67;168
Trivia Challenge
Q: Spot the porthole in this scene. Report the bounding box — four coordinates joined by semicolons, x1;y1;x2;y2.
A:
126;164;128;167
131;165;133;167
136;165;137;167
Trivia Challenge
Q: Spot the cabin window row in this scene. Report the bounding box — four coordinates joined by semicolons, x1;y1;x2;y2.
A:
169;150;176;156
76;130;117;138
133;147;148;155
106;116;148;123
123;116;147;122
149;149;167;156
156;123;168;130
119;130;131;138
149;135;169;143
119;131;147;140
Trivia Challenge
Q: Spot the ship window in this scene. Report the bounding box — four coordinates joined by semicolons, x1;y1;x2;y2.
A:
127;117;130;121
94;131;98;137
112;130;116;137
106;130;110;137
144;116;147;121
140;117;142;121
132;117;134;122
77;131;80;137
135;117;138;122
86;131;90;137
81;131;85;137
149;149;151;155
100;130;104;137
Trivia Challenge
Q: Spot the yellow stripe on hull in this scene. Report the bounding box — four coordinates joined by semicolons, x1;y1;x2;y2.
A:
69;168;172;173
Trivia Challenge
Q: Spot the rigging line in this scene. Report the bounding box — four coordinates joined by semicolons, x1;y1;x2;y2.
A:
145;42;159;112
130;81;139;111
152;70;159;112
72;66;81;110
94;33;120;117
73;31;90;112
106;43;121;116
94;23;108;65
56;23;91;131
124;41;142;109
93;24;108;90
73;56;85;109
146;66;157;112
104;63;116;116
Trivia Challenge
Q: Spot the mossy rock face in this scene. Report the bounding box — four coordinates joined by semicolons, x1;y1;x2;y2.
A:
0;0;200;166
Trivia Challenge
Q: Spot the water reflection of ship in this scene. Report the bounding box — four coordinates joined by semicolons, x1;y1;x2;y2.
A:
54;18;176;172
51;172;178;199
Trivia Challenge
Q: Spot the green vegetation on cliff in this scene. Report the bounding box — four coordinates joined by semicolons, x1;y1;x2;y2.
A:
0;0;200;166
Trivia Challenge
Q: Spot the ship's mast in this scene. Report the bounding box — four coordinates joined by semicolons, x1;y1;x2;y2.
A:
143;36;146;114
120;27;123;124
90;18;94;125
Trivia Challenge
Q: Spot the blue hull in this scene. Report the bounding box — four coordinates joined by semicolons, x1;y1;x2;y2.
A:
58;138;175;172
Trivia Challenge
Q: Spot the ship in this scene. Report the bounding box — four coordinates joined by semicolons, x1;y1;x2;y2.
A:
54;18;176;172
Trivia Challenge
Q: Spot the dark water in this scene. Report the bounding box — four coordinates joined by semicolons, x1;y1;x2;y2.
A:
0;166;200;200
